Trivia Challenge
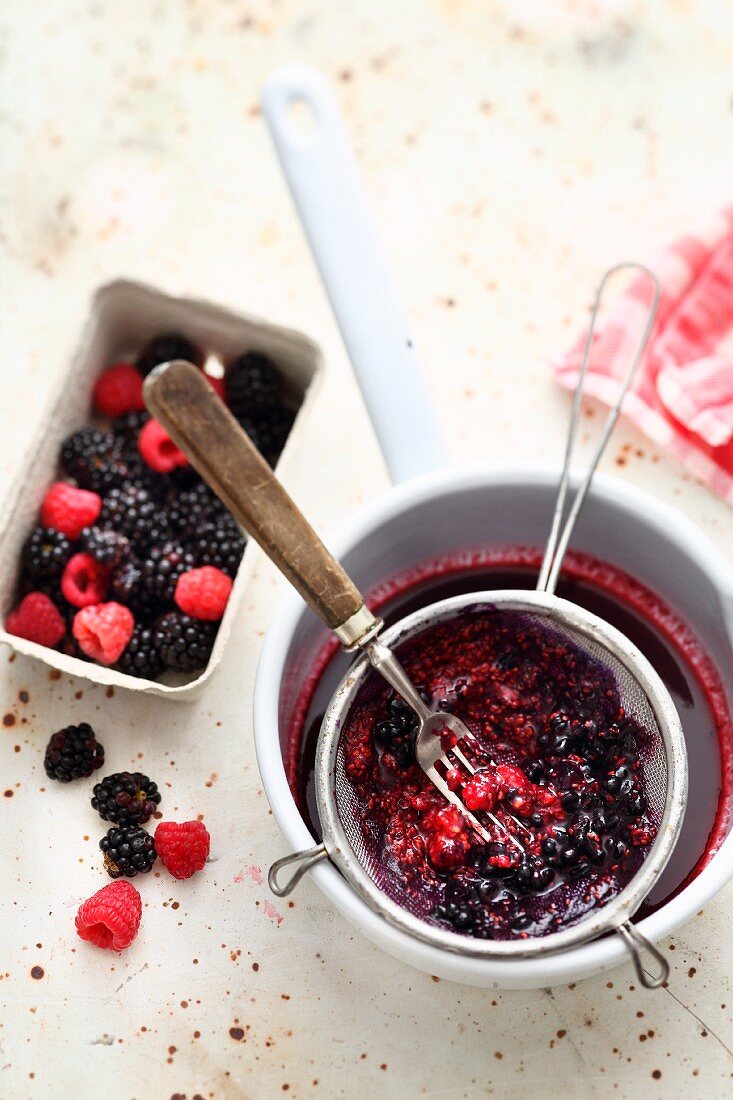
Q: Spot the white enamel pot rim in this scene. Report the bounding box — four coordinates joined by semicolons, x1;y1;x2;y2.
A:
254;462;733;987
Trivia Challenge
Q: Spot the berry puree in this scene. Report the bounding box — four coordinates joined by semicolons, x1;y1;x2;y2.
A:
339;606;658;940
289;549;733;935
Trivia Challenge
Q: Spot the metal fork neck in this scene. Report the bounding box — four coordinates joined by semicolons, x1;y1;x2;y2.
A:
365;640;433;722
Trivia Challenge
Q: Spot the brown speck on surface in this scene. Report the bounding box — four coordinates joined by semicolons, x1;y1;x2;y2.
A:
30;966;44;980
49;669;60;680
74;690;83;700
380;1064;387;1071
171;901;179;910
431;975;440;982
14;745;20;752
18;690;29;703
652;1070;662;1079
106;686;114;698
193;1030;200;1039
252;962;259;971
615;456;627;467
557;1029;566;1038
3;713;16;726
229;1027;245;1041
688;967;697;977
338;68;352;81
494;1051;503;1059
4;790;13;798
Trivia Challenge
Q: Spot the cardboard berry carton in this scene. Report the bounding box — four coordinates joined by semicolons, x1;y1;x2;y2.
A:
0;279;323;700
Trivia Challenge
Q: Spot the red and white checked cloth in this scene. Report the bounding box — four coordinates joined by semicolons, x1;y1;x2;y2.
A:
553;208;733;504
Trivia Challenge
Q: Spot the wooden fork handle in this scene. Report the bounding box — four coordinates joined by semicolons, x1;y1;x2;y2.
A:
143;359;367;633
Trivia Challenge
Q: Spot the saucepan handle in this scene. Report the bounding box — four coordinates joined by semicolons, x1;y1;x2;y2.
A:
144;360;379;646
261;63;447;485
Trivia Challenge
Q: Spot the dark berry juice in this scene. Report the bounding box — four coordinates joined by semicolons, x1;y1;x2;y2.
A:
289;549;732;925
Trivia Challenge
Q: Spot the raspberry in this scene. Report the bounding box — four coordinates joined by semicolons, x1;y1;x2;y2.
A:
6;592;66;648
138;418;189;474
175;566;232;621
73;602;134;664
100;824;157;878
92;362;145;417
153;611;217;673
61;553;110;608
44;722;104;782
40;482;102;540
22;526;72;578
92;771;161;825
136;332;203;377
204;372;226;401
75;880;142;951
154;820;210;879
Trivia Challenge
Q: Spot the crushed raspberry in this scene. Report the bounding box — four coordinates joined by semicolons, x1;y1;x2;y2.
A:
174;566;232;621
138;418;189;473
6;592;66;648
61;553;110;608
92;363;145;417
75;880;142;950
463;769;503;812
340;608;658;941
154;820;210;879
73;602;134;664
40;482;102;540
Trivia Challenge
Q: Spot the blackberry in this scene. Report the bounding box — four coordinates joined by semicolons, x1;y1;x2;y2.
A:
235;407;294;466
141;540;196;601
373;692;424;769
91;771;161;825
60;427;137;494
167;482;226;542
111;409;150;441
43;722;104;782
154;611;217;673
116;624;165;680
22;526;72;578
110;557;163;622
224;351;281;418
80;526;131;567
100;824;157;878
186;516;245;577
252;406;295;466
136;332;203;377
99;485;169;552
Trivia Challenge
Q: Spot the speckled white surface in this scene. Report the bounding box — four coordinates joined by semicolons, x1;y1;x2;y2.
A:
1;2;733;1097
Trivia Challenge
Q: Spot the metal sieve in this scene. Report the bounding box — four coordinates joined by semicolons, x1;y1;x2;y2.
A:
144;268;687;988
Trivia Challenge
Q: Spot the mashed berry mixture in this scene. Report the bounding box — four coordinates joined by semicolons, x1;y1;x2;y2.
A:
340;607;658;940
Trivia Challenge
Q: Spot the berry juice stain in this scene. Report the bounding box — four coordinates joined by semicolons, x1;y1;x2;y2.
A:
290;549;732;925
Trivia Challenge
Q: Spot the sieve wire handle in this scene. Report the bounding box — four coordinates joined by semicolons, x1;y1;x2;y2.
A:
537;263;661;596
617;921;670;989
143;360;382;648
269;844;328;896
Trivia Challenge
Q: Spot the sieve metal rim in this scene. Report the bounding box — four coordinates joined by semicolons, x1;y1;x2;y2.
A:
315;590;688;960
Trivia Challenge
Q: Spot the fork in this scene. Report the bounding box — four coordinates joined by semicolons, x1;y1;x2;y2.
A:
367;640;526;852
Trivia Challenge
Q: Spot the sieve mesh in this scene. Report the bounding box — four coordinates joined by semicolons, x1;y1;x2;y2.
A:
328;602;672;943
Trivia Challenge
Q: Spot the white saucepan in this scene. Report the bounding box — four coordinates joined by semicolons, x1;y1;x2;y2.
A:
254;65;733;988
